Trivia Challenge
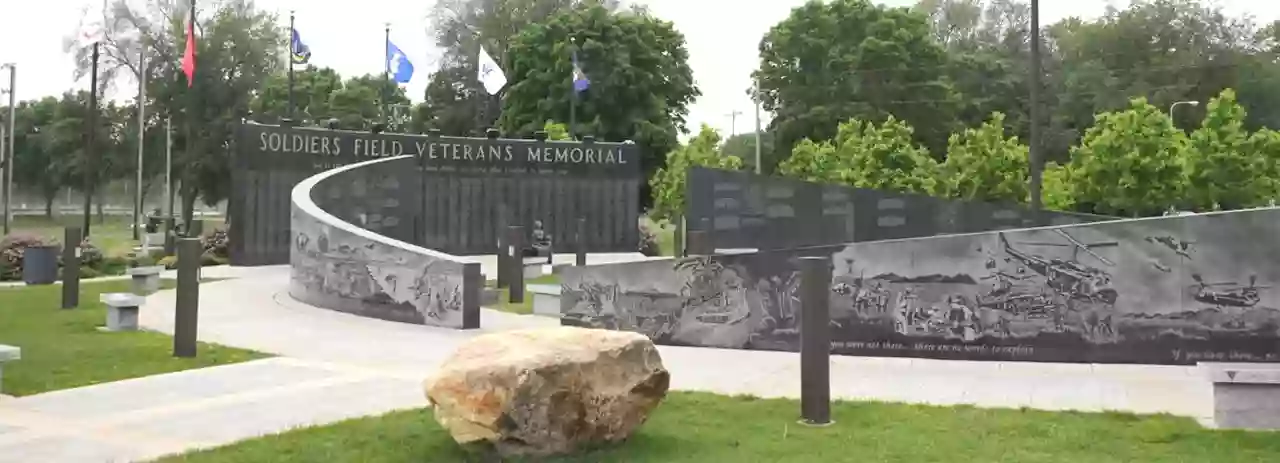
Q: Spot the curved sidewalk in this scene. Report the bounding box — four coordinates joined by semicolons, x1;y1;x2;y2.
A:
0;265;1213;462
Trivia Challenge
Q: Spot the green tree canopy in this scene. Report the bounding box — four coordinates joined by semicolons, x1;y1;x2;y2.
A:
779;116;938;195
757;0;959;163
500;2;699;191
937;112;1028;203
648;125;743;223
1068;98;1187;216
1183;89;1272;210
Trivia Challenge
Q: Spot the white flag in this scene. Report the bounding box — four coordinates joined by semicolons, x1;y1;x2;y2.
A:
477;47;507;95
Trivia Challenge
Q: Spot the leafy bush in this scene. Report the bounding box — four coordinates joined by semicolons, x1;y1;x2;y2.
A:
75;238;105;270
638;223;661;257
79;266;100;279
0;232;59;281
201;229;230;258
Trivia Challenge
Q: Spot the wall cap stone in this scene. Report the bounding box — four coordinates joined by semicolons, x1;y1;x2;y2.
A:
1199;362;1280;384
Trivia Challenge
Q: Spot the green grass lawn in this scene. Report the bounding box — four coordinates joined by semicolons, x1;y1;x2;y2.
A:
0;279;265;396
159;391;1280;463
486;274;560;315
10;214;226;258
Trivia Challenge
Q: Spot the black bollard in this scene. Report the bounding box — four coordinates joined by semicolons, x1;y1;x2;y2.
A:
61;227;82;309
173;238;201;358
163;217;177;255
673;215;684;257
575;217;587;266
507;225;525;304
798;256;832;426
496;205;509;288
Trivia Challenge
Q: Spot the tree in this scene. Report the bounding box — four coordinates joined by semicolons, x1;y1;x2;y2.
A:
778;116;938;195
500;3;699;196
720;131;776;174
1183;89;1269;210
649;125;743;223
937;112;1028;203
1041;161;1075;211
75;0;286;224
1068;98;1186;216
10;97;68;217
251;66;345;125
757;0;959;163
411;66;480;136
328;74;410;131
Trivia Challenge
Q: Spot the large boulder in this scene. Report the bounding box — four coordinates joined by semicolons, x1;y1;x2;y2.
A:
424;326;669;457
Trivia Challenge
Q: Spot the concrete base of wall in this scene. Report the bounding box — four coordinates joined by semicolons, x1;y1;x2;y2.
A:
1201;362;1280;429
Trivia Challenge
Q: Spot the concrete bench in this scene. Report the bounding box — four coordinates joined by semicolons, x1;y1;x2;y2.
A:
0;345;19;396
1200;362;1280;429
522;257;547;279
100;293;145;332
528;284;561;317
135;232;166;253
127;265;165;296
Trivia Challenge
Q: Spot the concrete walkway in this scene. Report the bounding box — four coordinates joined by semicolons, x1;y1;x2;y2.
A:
0;264;1215;462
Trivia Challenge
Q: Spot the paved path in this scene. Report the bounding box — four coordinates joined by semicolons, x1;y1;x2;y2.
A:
0;265;1215;462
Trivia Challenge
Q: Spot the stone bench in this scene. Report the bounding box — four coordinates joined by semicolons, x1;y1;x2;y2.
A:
0;344;19;396
522;257;548;279
127;265;165;296
100;293;145;332
528;284;561;317
1200;362;1280;429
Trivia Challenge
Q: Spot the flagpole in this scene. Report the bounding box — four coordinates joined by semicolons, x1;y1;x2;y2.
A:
83;41;100;237
133;46;146;240
182;2;196;230
383;23;391;127
569;38;577;140
287;10;295;123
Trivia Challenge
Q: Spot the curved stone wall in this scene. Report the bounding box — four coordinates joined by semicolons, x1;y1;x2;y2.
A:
289;155;481;329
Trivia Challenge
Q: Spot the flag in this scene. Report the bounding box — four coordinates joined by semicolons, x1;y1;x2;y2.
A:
386;40;414;84
572;50;589;93
477;47;507;95
290;28;311;65
181;6;196;87
76;2;105;48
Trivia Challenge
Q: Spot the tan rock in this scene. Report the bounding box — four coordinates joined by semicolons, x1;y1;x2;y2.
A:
424;326;669;457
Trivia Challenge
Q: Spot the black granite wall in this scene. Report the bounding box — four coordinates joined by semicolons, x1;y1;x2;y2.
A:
563;207;1280;364
685;167;1115;251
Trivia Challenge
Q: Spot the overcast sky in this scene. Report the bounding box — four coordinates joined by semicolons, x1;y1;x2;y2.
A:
2;0;1277;139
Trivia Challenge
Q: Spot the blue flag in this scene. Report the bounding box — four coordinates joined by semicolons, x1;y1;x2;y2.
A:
386;40;414;84
572;50;589;93
290;28;311;65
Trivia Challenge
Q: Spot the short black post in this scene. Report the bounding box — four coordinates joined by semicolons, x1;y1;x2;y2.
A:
163;217;177;255
673;215;684;257
575;217;587;266
507;225;525;303
496;204;509;288
173;238;201;358
799;256;832;426
61;227;82;309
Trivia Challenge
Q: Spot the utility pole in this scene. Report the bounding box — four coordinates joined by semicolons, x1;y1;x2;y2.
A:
3;63;13;234
752;79;762;175
726;110;743;137
1028;0;1043;211
134;48;146;240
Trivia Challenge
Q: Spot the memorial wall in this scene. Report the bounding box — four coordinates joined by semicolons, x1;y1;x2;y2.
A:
563;207;1280;364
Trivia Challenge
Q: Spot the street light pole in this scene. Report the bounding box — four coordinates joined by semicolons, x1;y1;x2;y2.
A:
3;63;13;234
1028;0;1043;211
1169;100;1200;123
134;48;147;240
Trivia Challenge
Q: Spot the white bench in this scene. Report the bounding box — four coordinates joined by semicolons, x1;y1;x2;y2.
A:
100;293;145;332
522;257;547;279
1200;362;1280;429
0;345;20;396
127;265;165;296
528;284;561;317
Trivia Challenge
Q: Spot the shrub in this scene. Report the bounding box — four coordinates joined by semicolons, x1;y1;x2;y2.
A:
158;255;179;270
79;266;100;279
0;232;59;281
75;237;105;270
638;223;661;257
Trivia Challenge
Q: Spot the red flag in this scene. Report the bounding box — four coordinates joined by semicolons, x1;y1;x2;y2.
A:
181;7;196;87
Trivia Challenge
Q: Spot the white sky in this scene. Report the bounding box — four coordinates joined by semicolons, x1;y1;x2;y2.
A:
2;0;1277;139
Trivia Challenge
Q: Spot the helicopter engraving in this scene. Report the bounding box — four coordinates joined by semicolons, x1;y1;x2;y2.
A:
1145;235;1194;259
998;230;1119;305
1191;274;1269;308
